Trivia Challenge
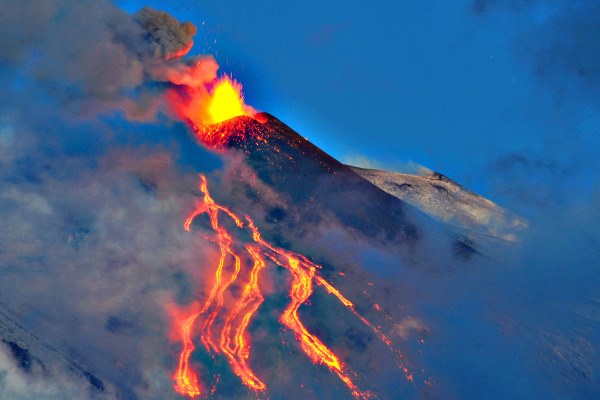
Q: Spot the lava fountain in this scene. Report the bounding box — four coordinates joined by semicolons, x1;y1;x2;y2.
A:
168;73;255;148
206;76;248;124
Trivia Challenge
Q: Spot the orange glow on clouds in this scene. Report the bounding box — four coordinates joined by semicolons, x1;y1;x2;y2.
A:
167;74;252;133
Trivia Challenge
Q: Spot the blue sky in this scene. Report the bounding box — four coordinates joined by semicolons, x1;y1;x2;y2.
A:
118;0;598;202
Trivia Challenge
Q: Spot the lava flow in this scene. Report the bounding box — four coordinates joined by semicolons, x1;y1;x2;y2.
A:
167;73;416;398
174;307;202;397
172;174;414;399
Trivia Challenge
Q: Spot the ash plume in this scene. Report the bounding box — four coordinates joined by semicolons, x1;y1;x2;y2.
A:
134;7;198;60
0;0;216;119
0;1;229;398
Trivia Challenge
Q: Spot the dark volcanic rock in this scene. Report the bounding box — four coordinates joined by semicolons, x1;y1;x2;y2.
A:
204;113;474;261
3;340;32;372
211;113;419;243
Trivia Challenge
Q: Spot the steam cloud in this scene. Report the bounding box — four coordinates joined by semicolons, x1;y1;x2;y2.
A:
0;1;226;398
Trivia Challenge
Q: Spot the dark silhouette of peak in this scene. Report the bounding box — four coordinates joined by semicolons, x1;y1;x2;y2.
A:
203;113;475;260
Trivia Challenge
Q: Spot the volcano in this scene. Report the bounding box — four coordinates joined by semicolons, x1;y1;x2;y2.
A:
166;113;493;398
0;111;498;400
194;113;480;259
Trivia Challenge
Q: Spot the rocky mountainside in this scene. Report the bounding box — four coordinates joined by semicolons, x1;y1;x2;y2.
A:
350;166;527;242
205;113;476;259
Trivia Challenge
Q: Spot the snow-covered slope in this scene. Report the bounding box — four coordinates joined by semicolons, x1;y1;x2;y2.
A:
349;166;527;242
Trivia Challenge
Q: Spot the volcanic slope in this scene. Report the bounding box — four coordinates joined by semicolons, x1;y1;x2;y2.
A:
200;113;476;261
350;166;527;242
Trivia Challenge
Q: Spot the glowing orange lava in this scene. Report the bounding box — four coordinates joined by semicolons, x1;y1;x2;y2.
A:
166;74;254;148
172;175;415;398
174;310;202;397
206;76;247;124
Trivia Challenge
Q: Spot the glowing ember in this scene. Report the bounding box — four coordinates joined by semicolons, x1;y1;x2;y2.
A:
172;174;416;399
207;76;248;124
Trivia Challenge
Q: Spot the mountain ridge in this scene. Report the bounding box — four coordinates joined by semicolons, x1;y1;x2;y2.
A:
203;112;478;260
349;165;527;242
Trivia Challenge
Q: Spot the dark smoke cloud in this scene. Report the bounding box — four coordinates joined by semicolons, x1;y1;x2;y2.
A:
0;0;212;118
134;7;197;59
0;1;225;398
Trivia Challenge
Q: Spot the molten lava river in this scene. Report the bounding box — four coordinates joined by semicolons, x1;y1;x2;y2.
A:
168;76;415;399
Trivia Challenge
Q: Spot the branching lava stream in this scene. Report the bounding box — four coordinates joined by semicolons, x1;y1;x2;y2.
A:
171;174;416;399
